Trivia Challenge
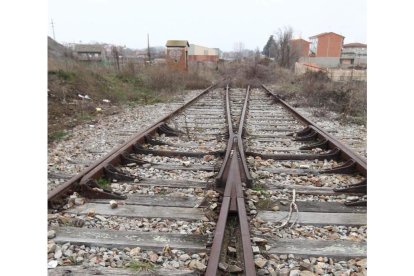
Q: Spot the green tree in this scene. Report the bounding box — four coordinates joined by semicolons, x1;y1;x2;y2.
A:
262;35;277;58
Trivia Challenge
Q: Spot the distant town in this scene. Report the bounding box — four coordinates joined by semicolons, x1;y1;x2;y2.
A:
51;30;366;82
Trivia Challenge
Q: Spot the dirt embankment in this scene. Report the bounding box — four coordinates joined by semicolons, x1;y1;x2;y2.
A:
47;37;214;142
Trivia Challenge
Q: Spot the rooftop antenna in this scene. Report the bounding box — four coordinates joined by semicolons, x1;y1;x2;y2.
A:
51;19;56;40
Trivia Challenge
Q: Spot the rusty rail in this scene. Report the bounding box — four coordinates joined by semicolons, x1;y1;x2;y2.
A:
206;85;256;276
261;84;367;192
49;82;367;275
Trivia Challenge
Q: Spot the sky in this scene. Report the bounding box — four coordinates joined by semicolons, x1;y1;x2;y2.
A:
48;0;366;51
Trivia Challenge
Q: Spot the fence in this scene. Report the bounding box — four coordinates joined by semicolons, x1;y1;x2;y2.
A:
294;62;366;82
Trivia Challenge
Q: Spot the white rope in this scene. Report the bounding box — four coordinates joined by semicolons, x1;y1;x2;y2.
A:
274;189;299;229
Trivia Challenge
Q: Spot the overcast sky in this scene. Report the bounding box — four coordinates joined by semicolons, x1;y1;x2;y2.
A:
48;0;366;51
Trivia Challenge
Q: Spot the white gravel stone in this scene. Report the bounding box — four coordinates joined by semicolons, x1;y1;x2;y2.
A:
74;198;85;205
48;242;56;254
129;247;141;256
171;260;180;268
54;249;62;259
48;230;56;239
255;258;267;268
109;200;118;209
179;254;191;262
48;260;58;268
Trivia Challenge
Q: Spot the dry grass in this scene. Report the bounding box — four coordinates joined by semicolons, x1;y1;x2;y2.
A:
128;260;156;272
270;70;367;125
256;198;275;210
217;60;366;124
218;59;279;88
48;57;217;142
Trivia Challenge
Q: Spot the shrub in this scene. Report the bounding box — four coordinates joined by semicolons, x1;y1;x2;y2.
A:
218;60;279;88
142;65;184;92
48;69;76;82
298;71;367;121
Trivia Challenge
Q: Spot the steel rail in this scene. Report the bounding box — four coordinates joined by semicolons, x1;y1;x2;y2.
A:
215;84;235;187
48;84;216;204
235;87;256;276
261;84;367;178
237;86;253;187
206;86;256;276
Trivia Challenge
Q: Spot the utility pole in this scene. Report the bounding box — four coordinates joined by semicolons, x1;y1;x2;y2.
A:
147;33;151;64
51;19;56;40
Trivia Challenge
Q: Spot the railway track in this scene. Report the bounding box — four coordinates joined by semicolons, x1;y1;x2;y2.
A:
48;84;367;275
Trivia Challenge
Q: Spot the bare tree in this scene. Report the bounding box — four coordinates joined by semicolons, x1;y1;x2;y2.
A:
233;42;245;62
254;47;261;63
273;26;298;68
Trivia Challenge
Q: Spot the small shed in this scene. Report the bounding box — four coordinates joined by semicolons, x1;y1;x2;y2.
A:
74;44;105;61
165;40;189;70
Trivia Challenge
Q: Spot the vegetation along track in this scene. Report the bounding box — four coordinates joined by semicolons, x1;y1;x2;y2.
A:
48;83;367;275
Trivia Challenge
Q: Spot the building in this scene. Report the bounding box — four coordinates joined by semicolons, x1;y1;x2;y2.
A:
213;48;223;59
300;32;345;68
309;32;344;57
289;38;310;58
340;43;367;67
165;40;189;70
188;44;220;62
73;44;106;61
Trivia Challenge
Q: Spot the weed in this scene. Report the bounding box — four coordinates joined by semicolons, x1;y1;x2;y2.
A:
48;130;69;142
68;255;78;265
128;260;156;272
157;189;167;195
76;113;94;122
96;178;110;189
49;70;76;82
345;115;367;126
141;92;163;105
127;101;138;107
312;108;328;118
227;216;238;228
256;198;274;210
252;183;267;192
198;224;207;235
